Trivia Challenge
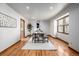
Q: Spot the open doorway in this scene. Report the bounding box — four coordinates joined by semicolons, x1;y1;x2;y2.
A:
20;19;25;41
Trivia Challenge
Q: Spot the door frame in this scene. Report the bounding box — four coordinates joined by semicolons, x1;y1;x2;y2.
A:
20;19;25;38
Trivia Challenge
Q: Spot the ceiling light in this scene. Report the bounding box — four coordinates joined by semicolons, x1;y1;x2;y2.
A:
26;6;30;10
32;17;38;20
32;17;36;19
49;6;53;10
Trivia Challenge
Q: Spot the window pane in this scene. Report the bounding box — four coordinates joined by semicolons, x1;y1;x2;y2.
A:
65;16;69;25
64;26;69;33
58;26;63;32
58;19;63;25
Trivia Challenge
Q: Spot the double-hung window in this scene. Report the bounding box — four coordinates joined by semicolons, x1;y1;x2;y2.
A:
57;15;69;34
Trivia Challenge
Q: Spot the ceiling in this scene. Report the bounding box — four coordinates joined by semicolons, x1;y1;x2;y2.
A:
7;3;68;20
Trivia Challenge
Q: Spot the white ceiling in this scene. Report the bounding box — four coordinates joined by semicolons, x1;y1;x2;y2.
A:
7;3;68;20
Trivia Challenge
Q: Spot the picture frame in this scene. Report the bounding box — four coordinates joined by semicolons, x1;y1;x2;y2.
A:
0;12;17;28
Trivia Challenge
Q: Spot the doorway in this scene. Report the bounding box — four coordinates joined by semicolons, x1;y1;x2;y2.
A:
20;19;25;41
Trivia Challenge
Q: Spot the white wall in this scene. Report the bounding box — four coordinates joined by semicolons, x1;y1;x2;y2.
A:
50;20;54;36
50;9;69;42
40;20;50;34
50;3;79;52
25;20;50;36
50;19;57;37
69;4;79;51
0;3;25;52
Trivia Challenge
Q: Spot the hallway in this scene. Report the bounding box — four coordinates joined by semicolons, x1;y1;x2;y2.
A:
0;36;79;56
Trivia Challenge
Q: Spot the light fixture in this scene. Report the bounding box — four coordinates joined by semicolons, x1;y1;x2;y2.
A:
32;17;35;19
32;16;38;20
26;6;30;10
49;6;53;10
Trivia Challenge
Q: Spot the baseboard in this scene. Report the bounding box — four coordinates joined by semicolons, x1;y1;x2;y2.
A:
68;46;79;53
56;37;69;44
48;35;57;39
49;35;68;44
0;40;20;55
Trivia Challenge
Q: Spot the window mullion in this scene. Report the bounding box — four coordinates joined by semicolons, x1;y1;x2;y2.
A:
63;18;65;33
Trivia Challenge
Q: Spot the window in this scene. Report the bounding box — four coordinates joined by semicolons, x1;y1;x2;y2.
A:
57;15;69;34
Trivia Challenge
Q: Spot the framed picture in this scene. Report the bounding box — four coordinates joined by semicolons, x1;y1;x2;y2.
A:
0;12;17;28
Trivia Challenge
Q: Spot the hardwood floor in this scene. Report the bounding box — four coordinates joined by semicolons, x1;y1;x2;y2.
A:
0;36;79;56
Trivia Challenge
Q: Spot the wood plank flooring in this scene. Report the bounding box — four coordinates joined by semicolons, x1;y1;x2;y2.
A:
0;36;79;56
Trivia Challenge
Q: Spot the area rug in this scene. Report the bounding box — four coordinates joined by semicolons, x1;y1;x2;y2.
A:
22;37;57;50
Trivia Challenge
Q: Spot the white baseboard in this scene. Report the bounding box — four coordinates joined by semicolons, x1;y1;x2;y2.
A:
69;44;79;53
